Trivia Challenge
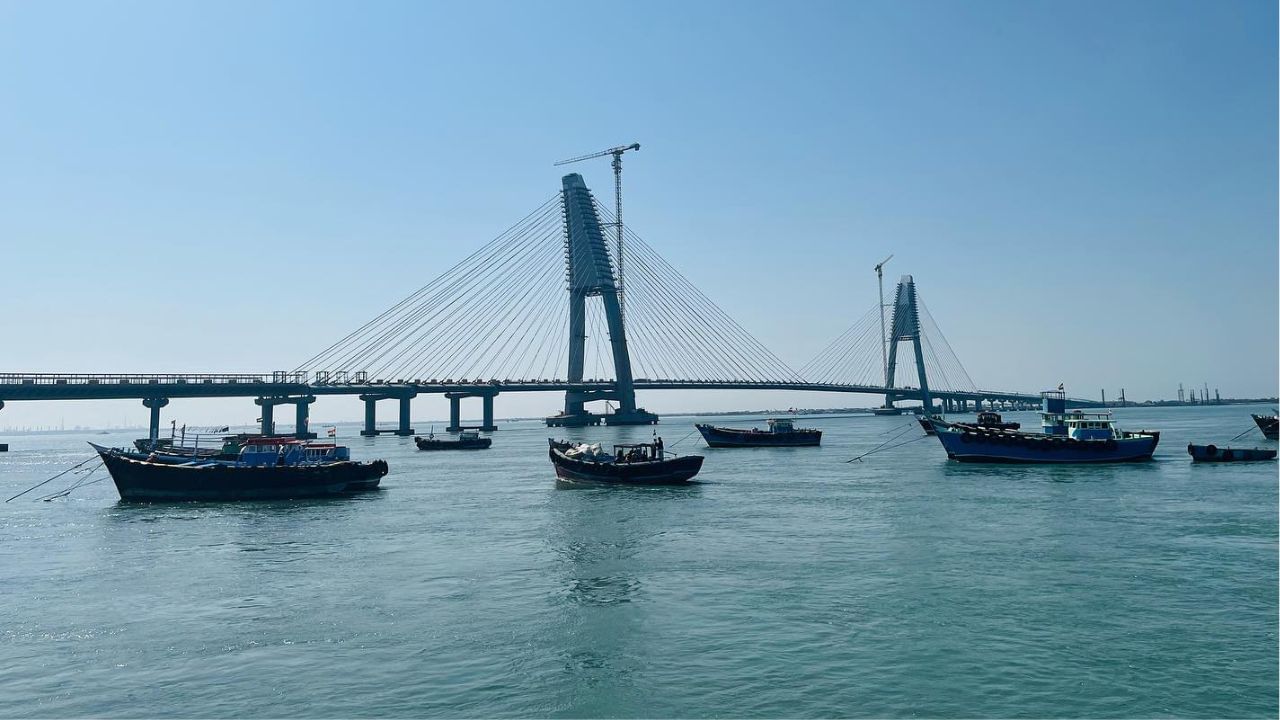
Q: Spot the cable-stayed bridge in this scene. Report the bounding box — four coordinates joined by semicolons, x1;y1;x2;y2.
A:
0;173;1097;440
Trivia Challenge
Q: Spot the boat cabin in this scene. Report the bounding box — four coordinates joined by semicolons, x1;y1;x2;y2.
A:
459;430;481;442
613;442;664;463
767;418;795;433
237;438;349;466
1062;411;1118;441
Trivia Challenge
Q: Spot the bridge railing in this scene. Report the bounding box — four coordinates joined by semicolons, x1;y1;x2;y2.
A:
0;373;274;386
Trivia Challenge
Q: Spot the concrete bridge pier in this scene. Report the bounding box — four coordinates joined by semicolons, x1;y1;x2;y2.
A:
296;397;316;438
142;397;169;444
363;397;377;436
259;401;274;435
397;396;414;436
255;396;317;438
446;391;498;432
359;392;416;436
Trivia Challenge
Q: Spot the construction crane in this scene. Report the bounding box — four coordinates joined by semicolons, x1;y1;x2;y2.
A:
555;143;641;321
874;254;894;388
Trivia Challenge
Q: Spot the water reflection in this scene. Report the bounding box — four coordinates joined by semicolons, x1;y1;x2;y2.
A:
941;458;1161;484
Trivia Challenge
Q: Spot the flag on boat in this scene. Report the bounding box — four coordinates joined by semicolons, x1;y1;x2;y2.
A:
326;427;337;437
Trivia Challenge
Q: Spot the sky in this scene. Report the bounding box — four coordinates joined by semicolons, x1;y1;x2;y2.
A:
0;0;1276;428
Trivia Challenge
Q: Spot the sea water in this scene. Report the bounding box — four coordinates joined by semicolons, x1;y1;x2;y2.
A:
1;404;1275;717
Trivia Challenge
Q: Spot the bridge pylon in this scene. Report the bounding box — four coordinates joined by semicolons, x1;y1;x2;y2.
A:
883;275;934;412
546;173;657;427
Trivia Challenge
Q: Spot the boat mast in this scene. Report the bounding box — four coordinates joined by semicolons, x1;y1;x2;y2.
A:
874;255;893;389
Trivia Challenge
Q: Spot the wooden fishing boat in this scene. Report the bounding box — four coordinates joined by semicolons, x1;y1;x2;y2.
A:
91;440;388;502
1252;413;1278;440
415;429;492;451
548;439;703;484
1187;444;1277;462
695;418;821;447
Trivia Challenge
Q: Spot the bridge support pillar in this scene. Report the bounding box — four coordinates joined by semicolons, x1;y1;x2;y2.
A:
448;396;461;432
397;396;414;436
363;398;377;436
295;397;316;439
259;402;274;436
256;396;316;438
359;391;416;436
142;397;169;446
446;390;497;432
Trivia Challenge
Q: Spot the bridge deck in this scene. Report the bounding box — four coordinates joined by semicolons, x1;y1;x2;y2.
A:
0;373;1090;406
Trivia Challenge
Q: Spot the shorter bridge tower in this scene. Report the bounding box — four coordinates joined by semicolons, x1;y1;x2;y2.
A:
883;275;934;412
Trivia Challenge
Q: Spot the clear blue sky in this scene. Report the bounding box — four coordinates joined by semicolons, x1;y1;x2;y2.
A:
1;0;1275;428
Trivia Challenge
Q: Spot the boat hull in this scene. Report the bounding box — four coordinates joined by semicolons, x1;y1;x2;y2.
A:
1187;444;1276;462
415;436;492;451
548;444;703;484
95;447;388;502
933;427;1159;463
695;424;821;447
1252;414;1278;440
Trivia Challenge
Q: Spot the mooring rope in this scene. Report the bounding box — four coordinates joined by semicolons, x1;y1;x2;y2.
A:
845;421;923;463
6;455;100;503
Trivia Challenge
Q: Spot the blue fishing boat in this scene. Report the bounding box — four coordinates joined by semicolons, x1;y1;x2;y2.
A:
929;389;1159;463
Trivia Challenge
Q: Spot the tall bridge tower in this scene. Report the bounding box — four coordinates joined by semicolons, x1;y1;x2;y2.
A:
546;173;658;427
883;275;934;412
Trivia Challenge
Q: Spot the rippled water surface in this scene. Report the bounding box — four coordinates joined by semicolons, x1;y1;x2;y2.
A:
1;405;1276;717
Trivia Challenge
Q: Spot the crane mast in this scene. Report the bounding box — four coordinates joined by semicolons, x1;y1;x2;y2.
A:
555;142;640;322
874;254;893;389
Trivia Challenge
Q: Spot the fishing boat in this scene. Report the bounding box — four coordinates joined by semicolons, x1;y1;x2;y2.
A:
695;418;821;447
414;429;492;451
1251;413;1278;440
929;389;1159;463
91;439;388;502
1187;444;1276;462
548;439;703;484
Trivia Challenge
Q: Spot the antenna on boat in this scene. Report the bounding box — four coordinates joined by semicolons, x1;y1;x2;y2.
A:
874;255;893;388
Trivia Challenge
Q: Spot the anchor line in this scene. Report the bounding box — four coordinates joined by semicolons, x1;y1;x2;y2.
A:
845;433;932;463
38;465;107;501
6;455;102;503
666;426;702;450
845;421;921;463
1228;425;1260;442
